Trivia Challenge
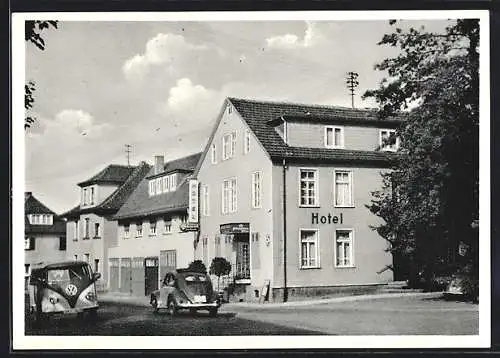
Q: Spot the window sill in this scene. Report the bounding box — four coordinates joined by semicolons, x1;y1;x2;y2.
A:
300;266;321;270
299;205;320;208
251;206;262;210
73;239;78;242
149;234;157;238
334;205;355;209
135;236;143;239
93;236;101;239
163;232;172;235
82;237;90;240
325;146;345;149
335;265;356;269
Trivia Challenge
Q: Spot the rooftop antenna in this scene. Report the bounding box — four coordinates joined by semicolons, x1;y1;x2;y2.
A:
346;71;359;109
125;144;131;167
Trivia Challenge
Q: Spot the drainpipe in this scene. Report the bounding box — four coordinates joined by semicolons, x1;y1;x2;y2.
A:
282;158;288;302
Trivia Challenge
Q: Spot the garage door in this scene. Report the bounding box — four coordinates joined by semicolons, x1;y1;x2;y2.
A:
120;257;132;294
109;258;119;292
131;257;144;297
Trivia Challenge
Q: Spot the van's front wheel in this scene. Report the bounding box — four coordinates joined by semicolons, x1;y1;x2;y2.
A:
87;308;98;320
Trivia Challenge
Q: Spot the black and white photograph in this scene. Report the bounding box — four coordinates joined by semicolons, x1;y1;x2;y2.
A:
12;10;490;349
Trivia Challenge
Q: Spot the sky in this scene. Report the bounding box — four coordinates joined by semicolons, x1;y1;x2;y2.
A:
24;17;451;214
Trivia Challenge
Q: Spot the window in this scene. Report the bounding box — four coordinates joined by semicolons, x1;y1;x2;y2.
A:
180;215;187;224
84;253;90;263
299;169;318;206
222;131;236;160
163;217;172;234
24;237;35;251
162;176;167;193
222;178;237;214
215;236;221;257
149;180;155;196
150;220;157;236
94;223;100;238
211;144;217;164
202;185;210;216
25;264;30;276
124;224;130;239
90;187;95;205
59;237;66;251
74;254;78;261
380;129;399;151
244;129;251;154
84;218;90;238
170;175;177;191
334;170;353;207
202;237;209;267
29;214;53;225
165;250;176;268
74;221;79;241
325;126;344;148
156;178;161;194
335;229;354;267
300;229;319;268
94;259;100;273
251;171;262;208
136;222;143;237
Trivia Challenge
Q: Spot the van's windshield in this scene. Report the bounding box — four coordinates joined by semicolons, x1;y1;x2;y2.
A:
47;265;92;291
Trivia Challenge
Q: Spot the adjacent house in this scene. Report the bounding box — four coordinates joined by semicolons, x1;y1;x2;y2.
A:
61;163;151;290
24;192;67;282
193;97;401;302
108;152;202;297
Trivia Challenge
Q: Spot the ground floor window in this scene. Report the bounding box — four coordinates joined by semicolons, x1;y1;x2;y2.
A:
300;229;319;268
335;229;354;267
94;258;100;273
24;264;30;276
84;253;90;263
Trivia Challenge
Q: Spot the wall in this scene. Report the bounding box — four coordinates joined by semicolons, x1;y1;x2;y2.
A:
197;101;274;291
25;234;66;266
272;162;393;290
286;122;387;151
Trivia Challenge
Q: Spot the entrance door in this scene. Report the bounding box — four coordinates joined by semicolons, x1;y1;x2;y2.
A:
120;258;132;294
144;257;159;296
235;235;250;279
131;257;144;296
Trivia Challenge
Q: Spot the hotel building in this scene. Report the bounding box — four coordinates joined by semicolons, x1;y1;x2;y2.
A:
193;97;401;302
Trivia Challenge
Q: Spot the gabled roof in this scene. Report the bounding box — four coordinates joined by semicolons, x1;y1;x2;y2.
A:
25;193;66;235
78;164;136;187
147;152;202;179
61;162;152;219
195;97;400;173
114;153;203;221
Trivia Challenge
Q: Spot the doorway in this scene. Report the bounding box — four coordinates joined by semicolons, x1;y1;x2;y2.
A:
144;257;159;296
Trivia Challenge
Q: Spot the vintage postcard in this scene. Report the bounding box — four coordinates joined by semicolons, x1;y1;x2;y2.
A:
12;10;491;350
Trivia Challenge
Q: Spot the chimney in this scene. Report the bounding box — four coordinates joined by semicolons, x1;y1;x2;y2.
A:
154;155;164;175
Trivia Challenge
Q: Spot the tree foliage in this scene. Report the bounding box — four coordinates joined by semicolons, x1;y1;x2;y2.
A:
25;20;58;129
363;19;479;285
187;260;207;274
209;257;232;291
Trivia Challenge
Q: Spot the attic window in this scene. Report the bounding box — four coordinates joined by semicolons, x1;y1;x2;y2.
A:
28;214;53;225
227;103;233;114
149;174;177;197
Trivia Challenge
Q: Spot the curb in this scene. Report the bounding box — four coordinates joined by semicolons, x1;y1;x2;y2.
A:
98;291;444;309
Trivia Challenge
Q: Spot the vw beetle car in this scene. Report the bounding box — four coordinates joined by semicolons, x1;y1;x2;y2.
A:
150;269;221;316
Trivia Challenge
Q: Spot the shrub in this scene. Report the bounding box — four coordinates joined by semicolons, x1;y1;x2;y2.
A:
187;260;207;274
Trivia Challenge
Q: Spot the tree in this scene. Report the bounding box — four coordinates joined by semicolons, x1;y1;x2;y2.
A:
363;19;479;289
209;257;232;292
25;20;58;129
187;260;207;274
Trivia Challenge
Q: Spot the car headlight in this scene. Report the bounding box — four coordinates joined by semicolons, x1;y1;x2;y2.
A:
49;297;59;304
85;292;97;302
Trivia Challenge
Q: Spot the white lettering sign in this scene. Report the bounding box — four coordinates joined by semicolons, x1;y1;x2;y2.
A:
188;179;199;223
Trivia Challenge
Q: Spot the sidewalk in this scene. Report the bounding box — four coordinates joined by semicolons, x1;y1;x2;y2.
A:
98;291;444;309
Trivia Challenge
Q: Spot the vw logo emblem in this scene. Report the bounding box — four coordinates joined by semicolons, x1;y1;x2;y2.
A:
65;284;78;296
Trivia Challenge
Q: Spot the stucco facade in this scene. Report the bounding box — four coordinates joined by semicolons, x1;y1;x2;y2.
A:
195;98;399;302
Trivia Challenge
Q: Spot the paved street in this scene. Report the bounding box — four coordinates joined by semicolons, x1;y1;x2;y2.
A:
25;302;322;336
25;294;478;336
229;295;479;335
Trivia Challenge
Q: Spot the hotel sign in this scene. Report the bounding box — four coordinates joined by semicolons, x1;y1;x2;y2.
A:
220;223;250;234
311;213;344;225
188;179;199;223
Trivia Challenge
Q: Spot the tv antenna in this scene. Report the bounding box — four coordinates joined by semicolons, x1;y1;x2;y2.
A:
125;144;131;167
346;71;359;109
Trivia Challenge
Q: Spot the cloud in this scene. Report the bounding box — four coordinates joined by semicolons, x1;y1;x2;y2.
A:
265;21;323;50
123;33;207;82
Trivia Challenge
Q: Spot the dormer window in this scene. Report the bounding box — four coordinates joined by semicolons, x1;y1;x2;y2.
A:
325;126;344;149
380;129;399;152
244;129;251;154
148;173;177;197
82;186;96;206
28;214;53;225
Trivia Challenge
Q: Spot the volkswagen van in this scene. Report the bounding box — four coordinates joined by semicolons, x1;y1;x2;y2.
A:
27;261;101;322
150;269;221;316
